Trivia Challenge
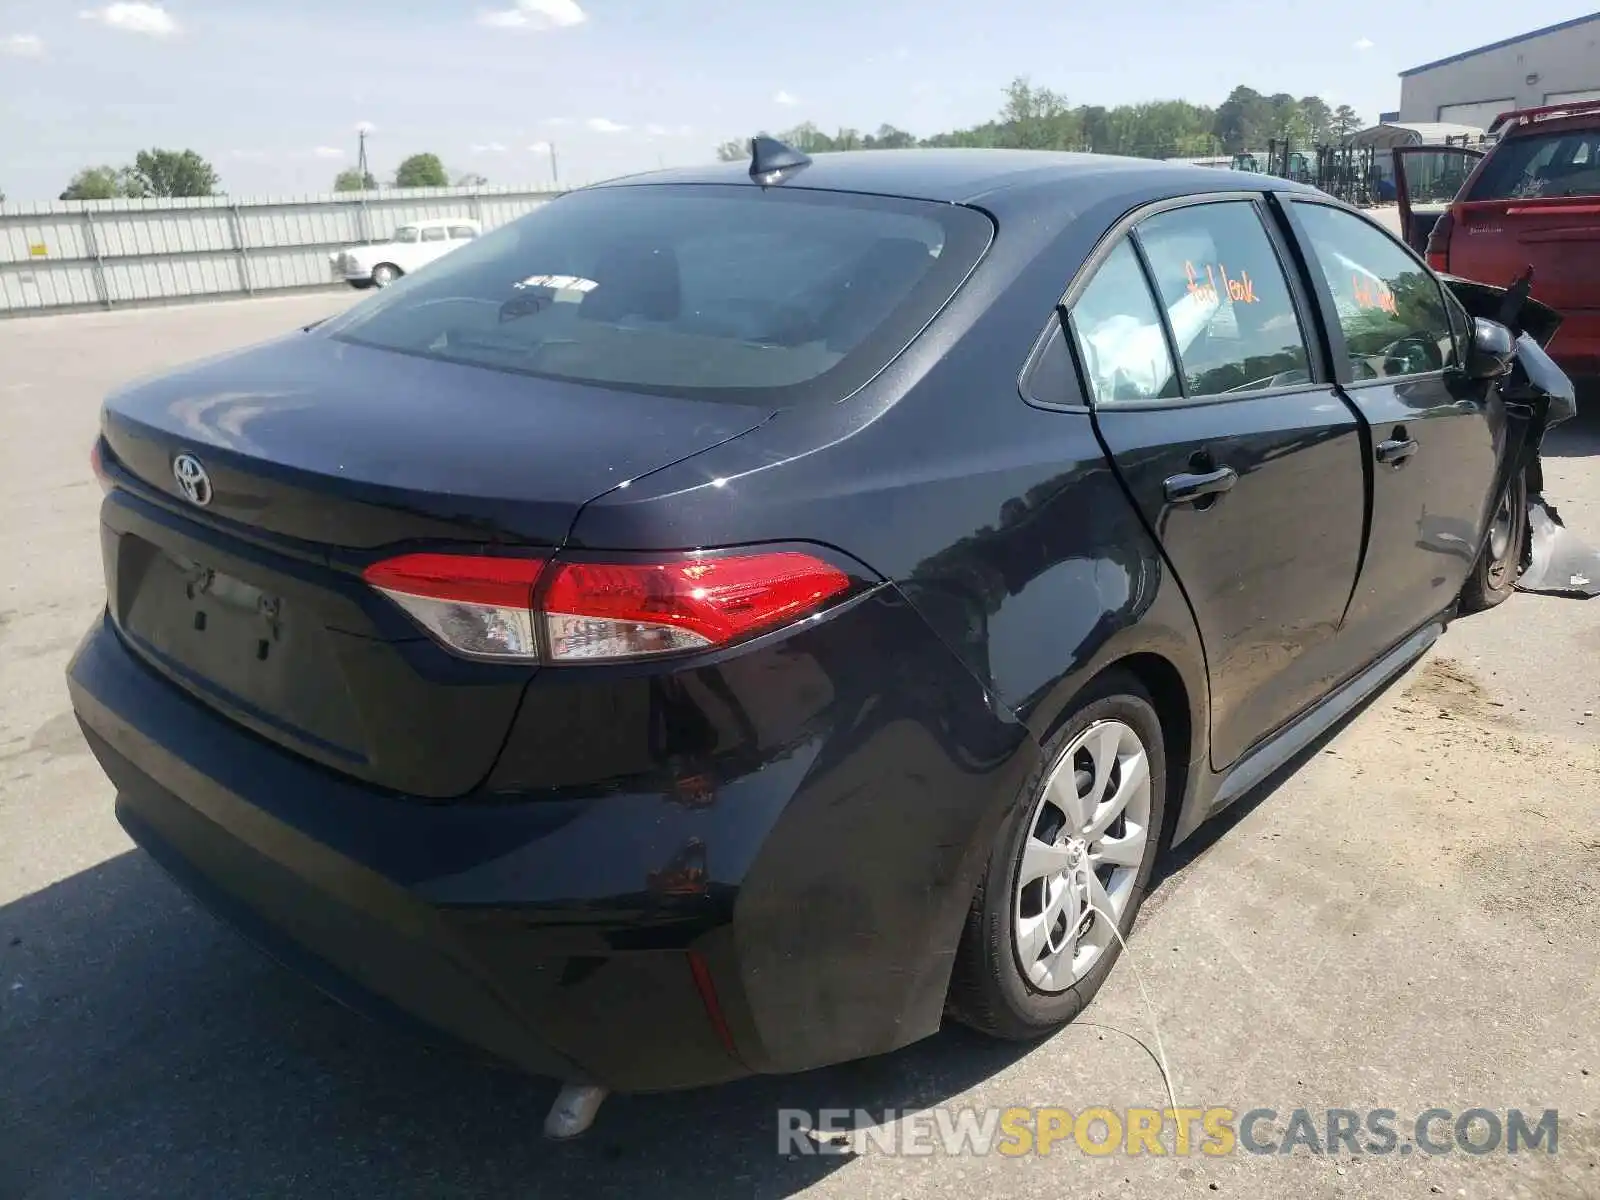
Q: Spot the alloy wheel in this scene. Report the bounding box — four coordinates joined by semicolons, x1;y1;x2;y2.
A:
1013;719;1152;993
1484;489;1516;588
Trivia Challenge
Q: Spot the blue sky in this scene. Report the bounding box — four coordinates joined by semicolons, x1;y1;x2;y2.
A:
1;0;1594;201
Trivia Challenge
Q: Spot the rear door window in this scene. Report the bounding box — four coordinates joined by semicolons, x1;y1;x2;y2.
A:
1290;202;1458;381
1470;129;1600;200
422;226;448;243
323;184;992;405
1133;201;1312;396
1068;240;1182;404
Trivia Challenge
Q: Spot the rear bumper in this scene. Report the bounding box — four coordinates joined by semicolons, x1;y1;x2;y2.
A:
67;595;1032;1090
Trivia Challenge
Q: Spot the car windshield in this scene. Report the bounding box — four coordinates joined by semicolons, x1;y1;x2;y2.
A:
1468;128;1600;200
321;183;992;405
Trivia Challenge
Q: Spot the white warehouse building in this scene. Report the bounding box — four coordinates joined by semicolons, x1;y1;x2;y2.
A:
1398;11;1600;132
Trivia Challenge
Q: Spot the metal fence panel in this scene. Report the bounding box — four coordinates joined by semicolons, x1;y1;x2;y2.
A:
0;184;560;317
245;247;339;291
0;214;94;264
0;261;103;311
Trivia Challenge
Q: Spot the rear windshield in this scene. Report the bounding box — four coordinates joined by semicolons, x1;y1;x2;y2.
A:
324;183;992;405
1469;128;1600;200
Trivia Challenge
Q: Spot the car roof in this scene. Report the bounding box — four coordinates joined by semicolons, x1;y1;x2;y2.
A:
594;148;1322;209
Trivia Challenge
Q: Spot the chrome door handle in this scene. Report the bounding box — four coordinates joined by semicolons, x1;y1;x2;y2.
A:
1376;436;1419;466
1164;466;1238;505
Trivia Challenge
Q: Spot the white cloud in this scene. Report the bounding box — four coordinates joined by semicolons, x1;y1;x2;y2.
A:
644;123;694;137
355;120;376;134
477;0;586;30
543;116;572;127
79;3;178;36
1353;36;1374;50
313;146;344;159
586;117;627;133
528;141;552;152
471;142;508;154
2;33;45;57
229;149;269;161
774;90;799;107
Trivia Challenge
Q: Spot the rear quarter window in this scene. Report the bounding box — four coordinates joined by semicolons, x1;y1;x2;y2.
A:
322;184;992;406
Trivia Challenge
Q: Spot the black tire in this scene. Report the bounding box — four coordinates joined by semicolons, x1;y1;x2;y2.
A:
1459;469;1528;613
371;263;401;288
347;279;375;291
947;670;1168;1041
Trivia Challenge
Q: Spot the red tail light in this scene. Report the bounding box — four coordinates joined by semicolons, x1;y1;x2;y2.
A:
362;548;854;664
1425;210;1454;273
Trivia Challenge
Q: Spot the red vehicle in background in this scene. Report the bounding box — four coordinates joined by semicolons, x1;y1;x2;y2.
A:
1395;99;1600;387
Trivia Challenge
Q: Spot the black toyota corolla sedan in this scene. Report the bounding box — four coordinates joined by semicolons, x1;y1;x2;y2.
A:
68;143;1572;1123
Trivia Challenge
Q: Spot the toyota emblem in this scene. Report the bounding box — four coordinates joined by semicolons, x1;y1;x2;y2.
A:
172;453;213;507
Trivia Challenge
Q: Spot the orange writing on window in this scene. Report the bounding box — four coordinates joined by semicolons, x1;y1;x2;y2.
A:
1350;272;1399;316
1185;260;1258;305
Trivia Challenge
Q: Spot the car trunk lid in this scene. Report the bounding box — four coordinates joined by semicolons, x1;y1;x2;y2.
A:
98;330;770;797
102;330;768;548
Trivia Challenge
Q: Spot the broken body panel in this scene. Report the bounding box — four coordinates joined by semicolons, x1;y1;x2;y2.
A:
1441;274;1595;597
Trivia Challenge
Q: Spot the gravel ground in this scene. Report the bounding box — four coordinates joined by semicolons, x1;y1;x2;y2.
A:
1;292;1597;1200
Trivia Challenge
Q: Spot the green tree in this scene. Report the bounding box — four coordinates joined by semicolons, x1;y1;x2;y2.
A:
1078;105;1110;150
124;149;219;197
711;81;1355;168
394;153;449;188
333;167;377;192
864;124;916;149
1333;105;1363;140
1266;93;1311;144
1299;96;1333;144
59;166;138;200
1214;86;1273;152
994;77;1079;149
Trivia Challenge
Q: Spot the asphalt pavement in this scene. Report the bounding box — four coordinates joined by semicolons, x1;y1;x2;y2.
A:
1;291;1597;1200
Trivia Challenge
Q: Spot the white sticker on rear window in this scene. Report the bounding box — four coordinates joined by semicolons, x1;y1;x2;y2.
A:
515;274;599;293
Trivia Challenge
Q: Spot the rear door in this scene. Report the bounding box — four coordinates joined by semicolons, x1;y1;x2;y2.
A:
1281;198;1506;664
1069;195;1369;769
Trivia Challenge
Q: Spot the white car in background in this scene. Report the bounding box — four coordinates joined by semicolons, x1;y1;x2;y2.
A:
329;218;481;289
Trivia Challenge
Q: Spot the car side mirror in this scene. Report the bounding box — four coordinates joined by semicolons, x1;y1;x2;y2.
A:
1466;317;1516;380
